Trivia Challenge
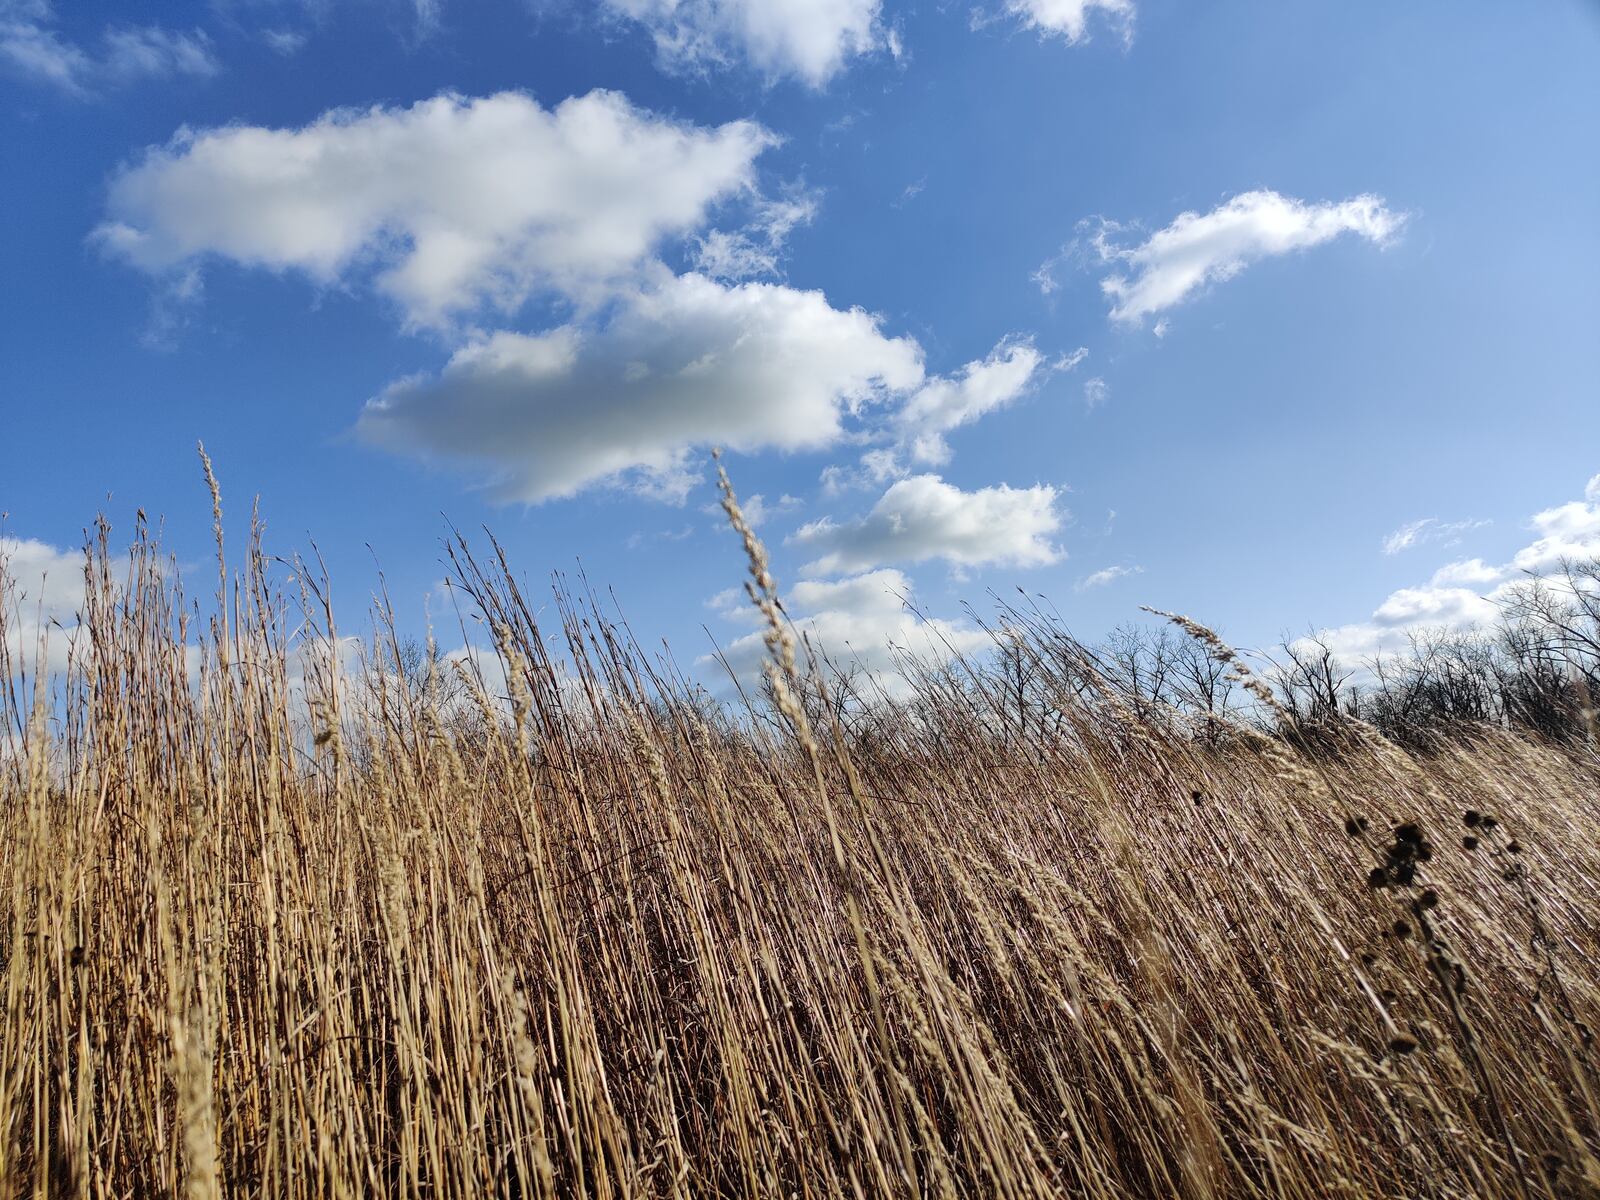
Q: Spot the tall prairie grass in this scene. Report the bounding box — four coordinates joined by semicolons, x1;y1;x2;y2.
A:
1;477;1597;1199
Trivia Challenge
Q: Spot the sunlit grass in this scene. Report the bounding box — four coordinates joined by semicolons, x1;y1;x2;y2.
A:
1;475;1596;1198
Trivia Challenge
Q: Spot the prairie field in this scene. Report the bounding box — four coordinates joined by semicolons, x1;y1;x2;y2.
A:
2;484;1597;1200
5;0;1594;1195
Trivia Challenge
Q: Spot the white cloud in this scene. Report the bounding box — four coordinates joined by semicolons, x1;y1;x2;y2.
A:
790;474;1064;575
0;12;86;90
692;191;817;281
357;272;924;503
1371;585;1499;629
101;26;217;80
1587;474;1600;504
1031;257;1063;296
1509;496;1600;574
890;338;1045;466
705;491;801;529
707;568;989;693
602;0;882;86
625;523;695;549
1429;558;1503;588
0;3;216;93
412;0;444;35
1;535;86;676
97;90;776;328
1004;0;1132;44
261;28;308;55
1381;516;1489;556
1095;190;1405;324
1082;376;1108;410
694;230;781;281
1306;471;1600;665
814;339;1063;491
1076;563;1140;591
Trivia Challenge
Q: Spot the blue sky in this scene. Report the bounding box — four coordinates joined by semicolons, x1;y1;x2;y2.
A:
3;0;1598;683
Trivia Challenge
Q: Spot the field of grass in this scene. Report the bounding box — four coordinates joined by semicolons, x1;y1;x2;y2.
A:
2;477;1597;1198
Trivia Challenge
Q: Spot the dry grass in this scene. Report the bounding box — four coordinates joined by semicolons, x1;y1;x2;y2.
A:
2;480;1598;1199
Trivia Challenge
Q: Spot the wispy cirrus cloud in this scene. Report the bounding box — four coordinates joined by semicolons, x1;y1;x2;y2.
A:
693;189;818;281
1381;516;1490;556
1076;563;1141;591
1;1;217;95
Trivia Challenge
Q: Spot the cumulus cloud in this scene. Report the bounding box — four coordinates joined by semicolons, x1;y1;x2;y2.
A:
1076;563;1140;591
1;2;216;94
1429;558;1503;588
97;90;775;328
357;272;924;502
890;338;1046;466
1370;585;1499;629
1094;190;1405;324
1509;495;1600;575
602;0;883;86
790;474;1064;575
1;535;86;676
1003;0;1132;44
1082;376;1108;411
1307;472;1600;664
1381;516;1489;556
707;568;990;693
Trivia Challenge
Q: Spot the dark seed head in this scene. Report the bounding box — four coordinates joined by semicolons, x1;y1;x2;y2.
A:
1388;1035;1418;1055
1191;789;1203;803
1462;835;1479;851
1464;810;1482;828
1480;816;1498;831
1395;823;1424;845
1506;840;1522;855
1393;862;1416;886
1416;889;1439;911
1344;816;1364;837
1391;920;1413;939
